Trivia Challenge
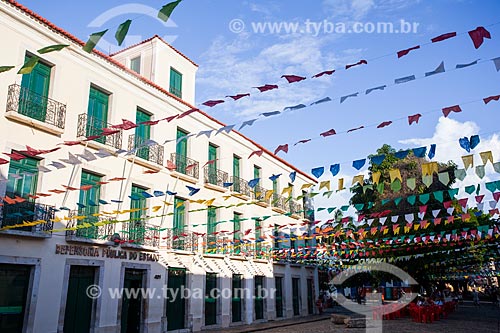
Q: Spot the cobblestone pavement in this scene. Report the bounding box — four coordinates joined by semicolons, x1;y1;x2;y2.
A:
258;304;500;333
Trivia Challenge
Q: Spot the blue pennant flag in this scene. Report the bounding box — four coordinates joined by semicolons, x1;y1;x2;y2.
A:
428;144;436;159
166;191;177;196
248;178;260;188
470;135;480;150
223;182;233;188
352;159;366;170
141;191;154;198
289;171;296;183
269;174;281;181
330;164;340;177
371;155;385;166
311;167;324;178
153;191;165;197
412;147;427;158
99;199;110;205
394;150;409;159
186;186;200;196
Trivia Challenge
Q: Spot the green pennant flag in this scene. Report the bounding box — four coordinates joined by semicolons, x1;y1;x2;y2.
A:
406;178;416;190
464;185;475;194
17;56;40;74
340;205;349;212
83;29;108;53
390;179;401;192
476;184;481;195
394;197;402;206
422;174;433;187
448;188;459;198
37;44;70;54
0;66;15;73
158;0;182;22
407;195;416;205
496;180;500;191
433;191;444;203
419;193;430;205
317;207;326;212
381;199;390;206
362;185;373;193
367;202;374;209
354;203;364;211
309;192;319;198
327;207;336;214
377;182;384;194
115;20;132;46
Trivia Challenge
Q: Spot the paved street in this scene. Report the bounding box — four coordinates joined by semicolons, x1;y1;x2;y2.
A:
209;304;500;333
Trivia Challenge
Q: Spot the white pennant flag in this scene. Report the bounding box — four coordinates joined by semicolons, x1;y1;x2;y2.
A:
391;216;399;223
379;217;387;225
477;203;484;212
489;200;497;209
366;219;374;226
405;213;414;223
446;207;454;215
432;209;441;218
418;212;425;220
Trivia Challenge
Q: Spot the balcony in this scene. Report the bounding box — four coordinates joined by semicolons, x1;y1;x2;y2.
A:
6;83;66;131
77;113;122;149
203;165;228;188
230;176;251;197
121;222;160;247
271;196;303;217
252;185;269;204
0;201;55;236
164;229;200;251
170;153;199;179
128;134;164;166
65;213;116;242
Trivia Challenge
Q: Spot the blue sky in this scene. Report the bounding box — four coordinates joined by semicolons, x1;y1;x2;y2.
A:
18;0;500;213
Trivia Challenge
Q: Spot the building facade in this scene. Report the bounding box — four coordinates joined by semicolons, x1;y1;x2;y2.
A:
0;1;319;332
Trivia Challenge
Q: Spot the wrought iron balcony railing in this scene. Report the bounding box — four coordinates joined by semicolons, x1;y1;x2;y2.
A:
230;176;251;197
121;222;160;247
271;195;287;211
128;134;164;165
6;84;66;129
170;153;199;179
0;201;55;233
252;185;269;203
77;113;122;149
169;86;182;99
289;201;304;217
164;229;199;251
203;165;228;187
65;212;116;241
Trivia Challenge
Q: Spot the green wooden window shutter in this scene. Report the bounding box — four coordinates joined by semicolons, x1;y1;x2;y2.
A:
135;109;151;160
87;87;109;144
233;212;241;243
6;156;39;198
207;207;217;235
169;68;182;98
20;54;51;121
173;197;185;232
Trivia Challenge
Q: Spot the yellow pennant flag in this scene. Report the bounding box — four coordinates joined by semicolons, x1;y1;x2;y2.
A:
281;186;293;197
301;183;314;191
319;180;330;191
152;205;162;212
265;190;274;201
479;151;493;165
462;154;474;170
422;162;438;176
393;226;400;235
337;178;345;191
372;171;381;184
389;169;402;183
204;198;215;206
352;175;364;186
413;224;420;231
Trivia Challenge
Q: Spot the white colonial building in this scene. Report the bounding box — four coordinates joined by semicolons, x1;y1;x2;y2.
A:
0;1;319;332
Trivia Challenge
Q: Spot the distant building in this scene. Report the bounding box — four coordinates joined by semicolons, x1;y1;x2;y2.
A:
0;1;319;332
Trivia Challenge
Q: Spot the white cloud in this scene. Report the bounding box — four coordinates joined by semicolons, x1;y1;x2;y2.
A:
399;116;500;204
197;33;350;118
323;0;375;20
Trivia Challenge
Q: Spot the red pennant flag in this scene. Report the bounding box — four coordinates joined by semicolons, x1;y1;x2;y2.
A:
226;93;250;100
458;198;468;208
431;32;457;43
109;177;126;181
483;95;500;104
294;139;311;146
101;128;120;136
347;126;364;133
202;100;224;107
61;141;82;146
408;113;422;125
202;160;215;167
112;119;137;130
442;105;462;117
139;120;160;126
254;84;278;92
2;196;16;204
312;70;335;78
419;205;428;214
377;121;392;128
320;129;336;137
493;192;500;202
397;45;420;58
434;218;441;226
281;75;306;83
274;144;289;155
79;185;93;191
475;195;485;203
164;115;178;122
345;60;367;69
468;26;491;49
166;160;176;171
0;158;8;165
3;151;26;161
248;149;264;159
178;108;199;119
443;201;453;209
